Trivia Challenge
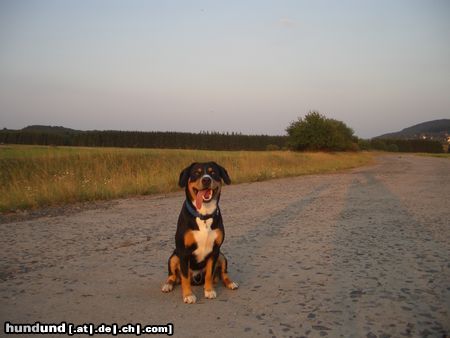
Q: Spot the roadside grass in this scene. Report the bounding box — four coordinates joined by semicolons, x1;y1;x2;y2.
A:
0;145;374;212
415;153;450;159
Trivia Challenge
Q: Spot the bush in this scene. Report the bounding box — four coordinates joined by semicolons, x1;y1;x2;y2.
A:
387;144;399;152
286;112;356;151
357;138;371;151
266;144;280;151
370;139;387;151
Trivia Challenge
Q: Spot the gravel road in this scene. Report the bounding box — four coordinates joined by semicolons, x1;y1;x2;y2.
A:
1;155;449;338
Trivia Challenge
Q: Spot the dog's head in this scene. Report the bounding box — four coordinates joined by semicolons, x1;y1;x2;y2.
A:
179;162;231;210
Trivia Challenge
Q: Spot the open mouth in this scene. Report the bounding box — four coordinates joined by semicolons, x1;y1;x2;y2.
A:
193;188;217;209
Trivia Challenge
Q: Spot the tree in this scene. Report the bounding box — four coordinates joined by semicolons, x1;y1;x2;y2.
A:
286;111;356;151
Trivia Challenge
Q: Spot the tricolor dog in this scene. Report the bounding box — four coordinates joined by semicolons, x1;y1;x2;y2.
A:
161;162;238;304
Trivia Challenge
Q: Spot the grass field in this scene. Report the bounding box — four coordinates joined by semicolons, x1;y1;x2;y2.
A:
0;145;374;212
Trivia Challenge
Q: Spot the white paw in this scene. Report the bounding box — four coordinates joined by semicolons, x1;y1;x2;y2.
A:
183;294;197;304
204;289;217;299
227;281;239;290
161;283;173;293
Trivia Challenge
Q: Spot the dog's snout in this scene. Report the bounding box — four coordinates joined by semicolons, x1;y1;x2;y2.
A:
201;176;211;186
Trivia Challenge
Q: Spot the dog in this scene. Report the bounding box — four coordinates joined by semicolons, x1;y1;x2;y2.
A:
161;162;238;304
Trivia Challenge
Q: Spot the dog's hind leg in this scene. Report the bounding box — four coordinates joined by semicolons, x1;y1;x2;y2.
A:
217;253;239;290
161;252;179;293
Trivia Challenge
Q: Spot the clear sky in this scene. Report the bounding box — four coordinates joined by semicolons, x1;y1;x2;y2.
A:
1;0;449;138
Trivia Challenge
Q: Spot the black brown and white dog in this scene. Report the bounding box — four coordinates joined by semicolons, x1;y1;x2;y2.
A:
161;162;238;304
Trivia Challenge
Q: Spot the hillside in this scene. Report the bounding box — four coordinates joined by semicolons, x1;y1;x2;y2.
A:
377;119;450;140
21;125;81;134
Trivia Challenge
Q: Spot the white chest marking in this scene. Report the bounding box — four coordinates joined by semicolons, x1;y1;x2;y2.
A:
192;218;217;263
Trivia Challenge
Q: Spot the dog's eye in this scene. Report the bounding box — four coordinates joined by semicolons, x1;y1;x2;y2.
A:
210;171;220;180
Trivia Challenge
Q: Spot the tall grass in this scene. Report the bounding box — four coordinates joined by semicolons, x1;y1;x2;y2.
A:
0;145;373;212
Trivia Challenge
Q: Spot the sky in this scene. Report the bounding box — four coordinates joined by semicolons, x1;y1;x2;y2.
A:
0;0;449;138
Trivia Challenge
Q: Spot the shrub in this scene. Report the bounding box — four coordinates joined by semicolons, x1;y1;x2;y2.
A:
387;144;399;152
266;144;280;151
357;138;371;151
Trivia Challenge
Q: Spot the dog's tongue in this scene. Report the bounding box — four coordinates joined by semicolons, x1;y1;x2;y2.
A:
195;189;211;209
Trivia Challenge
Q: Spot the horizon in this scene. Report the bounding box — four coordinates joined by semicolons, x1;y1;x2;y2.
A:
3;116;448;140
3;116;450;138
1;1;449;138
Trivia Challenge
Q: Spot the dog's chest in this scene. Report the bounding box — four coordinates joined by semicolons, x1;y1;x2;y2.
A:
192;218;217;263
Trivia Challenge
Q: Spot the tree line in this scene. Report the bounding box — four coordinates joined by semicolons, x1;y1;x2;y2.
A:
358;138;444;153
0;129;287;151
1;113;445;153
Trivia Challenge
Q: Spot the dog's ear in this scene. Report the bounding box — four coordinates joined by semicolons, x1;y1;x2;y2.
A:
178;162;197;188
212;162;231;185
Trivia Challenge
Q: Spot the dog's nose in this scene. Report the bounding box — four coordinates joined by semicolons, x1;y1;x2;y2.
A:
201;176;211;186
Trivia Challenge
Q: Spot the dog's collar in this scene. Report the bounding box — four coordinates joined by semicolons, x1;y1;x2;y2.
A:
184;201;220;221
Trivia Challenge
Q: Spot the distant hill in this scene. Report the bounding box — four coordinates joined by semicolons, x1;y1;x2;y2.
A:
21;125;81;134
377;119;450;141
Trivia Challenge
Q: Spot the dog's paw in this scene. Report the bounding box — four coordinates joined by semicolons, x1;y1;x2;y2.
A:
183;294;197;304
226;281;239;290
204;289;217;299
161;283;173;293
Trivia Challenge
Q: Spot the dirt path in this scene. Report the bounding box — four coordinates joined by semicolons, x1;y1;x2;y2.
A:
1;155;449;338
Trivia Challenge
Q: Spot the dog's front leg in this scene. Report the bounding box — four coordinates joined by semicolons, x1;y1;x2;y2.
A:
204;252;219;299
179;255;196;304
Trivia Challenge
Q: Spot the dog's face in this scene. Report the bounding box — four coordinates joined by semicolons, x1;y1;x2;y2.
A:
179;162;231;210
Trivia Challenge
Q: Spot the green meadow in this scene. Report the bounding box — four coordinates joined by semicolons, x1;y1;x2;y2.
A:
0;145;374;212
